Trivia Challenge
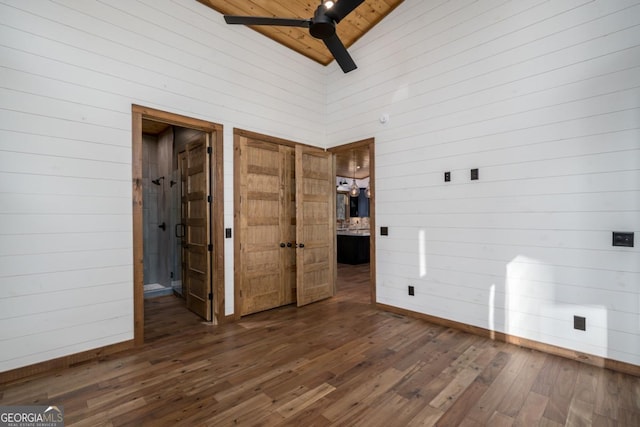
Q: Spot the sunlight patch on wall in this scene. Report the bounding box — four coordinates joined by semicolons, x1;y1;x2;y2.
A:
419;229;427;278
488;283;496;340
505;255;554;335
505;255;608;353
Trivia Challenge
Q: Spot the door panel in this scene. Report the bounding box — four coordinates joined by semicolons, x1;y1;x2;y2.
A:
295;145;336;307
283;147;297;304
238;137;296;315
183;135;212;320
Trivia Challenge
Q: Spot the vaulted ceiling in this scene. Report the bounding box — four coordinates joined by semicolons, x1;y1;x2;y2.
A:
197;0;404;66
192;1;386;179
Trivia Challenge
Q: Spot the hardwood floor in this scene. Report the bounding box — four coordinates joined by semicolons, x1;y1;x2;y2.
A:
1;263;638;426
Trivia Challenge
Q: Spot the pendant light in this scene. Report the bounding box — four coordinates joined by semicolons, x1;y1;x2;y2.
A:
349;150;360;197
349;180;360;197
365;180;371;198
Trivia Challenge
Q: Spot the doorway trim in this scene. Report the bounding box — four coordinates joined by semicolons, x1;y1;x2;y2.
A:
132;105;225;344
328;138;376;304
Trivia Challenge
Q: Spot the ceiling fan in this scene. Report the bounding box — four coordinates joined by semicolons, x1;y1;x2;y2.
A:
223;0;364;73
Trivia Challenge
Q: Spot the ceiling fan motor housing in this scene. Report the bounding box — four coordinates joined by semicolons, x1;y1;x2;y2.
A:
310;6;336;39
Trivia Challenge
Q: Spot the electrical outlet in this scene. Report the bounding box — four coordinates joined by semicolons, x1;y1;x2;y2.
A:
574;315;586;331
408;285;415;296
444;171;451;182
470;168;479;180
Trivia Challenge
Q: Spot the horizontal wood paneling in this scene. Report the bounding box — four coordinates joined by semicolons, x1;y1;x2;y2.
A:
0;214;132;235
1;295;131;339
0;152;130;180
1;327;133;374
0;232;131;256
0;0;325;137
0;194;130;216
0;249;131;277
0;266;133;298
0;130;131;163
0;0;325;372
327;0;640;366
0;172;132;198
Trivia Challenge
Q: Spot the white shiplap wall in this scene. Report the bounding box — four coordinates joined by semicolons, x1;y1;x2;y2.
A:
327;0;640;366
0;0;326;372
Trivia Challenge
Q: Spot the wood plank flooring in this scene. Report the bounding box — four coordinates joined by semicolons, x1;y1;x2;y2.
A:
1;263;638;426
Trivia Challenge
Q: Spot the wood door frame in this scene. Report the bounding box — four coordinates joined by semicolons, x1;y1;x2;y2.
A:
132;105;225;345
328;138;376;304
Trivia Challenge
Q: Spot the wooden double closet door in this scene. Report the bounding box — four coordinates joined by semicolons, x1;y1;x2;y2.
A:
235;132;336;316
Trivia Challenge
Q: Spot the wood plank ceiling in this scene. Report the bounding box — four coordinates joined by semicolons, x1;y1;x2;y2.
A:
336;147;370;180
197;0;404;65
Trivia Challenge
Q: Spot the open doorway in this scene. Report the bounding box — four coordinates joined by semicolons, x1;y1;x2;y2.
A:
132;105;224;345
140;124;197;300
329;138;376;304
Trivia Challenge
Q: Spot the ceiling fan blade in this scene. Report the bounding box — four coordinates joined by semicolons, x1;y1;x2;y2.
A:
325;0;364;23
224;15;311;28
323;33;357;73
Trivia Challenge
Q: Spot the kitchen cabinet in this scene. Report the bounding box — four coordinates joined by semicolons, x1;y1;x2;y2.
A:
337;232;370;264
349;190;369;217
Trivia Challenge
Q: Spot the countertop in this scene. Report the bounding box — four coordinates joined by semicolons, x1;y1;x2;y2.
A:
337;229;370;237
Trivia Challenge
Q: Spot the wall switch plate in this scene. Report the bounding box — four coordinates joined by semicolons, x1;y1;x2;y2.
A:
381;226;388;236
408;285;415;296
470;168;479;180
225;228;232;238
574;315;586;331
612;231;633;247
444;171;451;182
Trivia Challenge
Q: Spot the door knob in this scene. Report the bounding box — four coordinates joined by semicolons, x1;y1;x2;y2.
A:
280;243;286;248
287;242;293;248
297;243;305;248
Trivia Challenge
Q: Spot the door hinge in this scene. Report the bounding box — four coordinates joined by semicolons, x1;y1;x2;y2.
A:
208;244;213;251
207;195;212;203
208;292;213;301
207;146;212;154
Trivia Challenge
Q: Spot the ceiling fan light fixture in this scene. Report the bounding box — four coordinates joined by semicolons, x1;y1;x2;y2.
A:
324;1;335;9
